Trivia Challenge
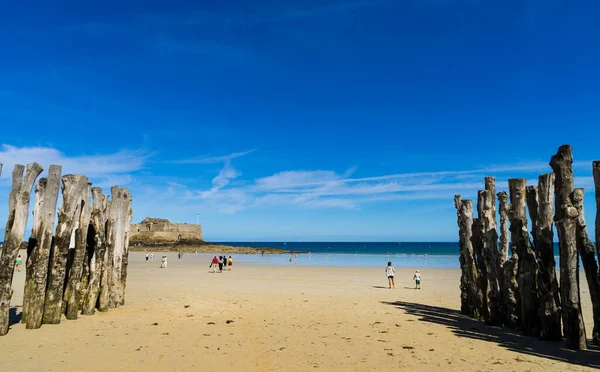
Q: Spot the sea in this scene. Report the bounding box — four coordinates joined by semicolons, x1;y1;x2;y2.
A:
5;240;574;269
215;242;568;269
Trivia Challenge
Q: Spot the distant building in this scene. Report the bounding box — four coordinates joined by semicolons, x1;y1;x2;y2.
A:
131;216;202;241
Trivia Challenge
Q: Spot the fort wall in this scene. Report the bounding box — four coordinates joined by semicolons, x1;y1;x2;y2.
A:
130;217;203;241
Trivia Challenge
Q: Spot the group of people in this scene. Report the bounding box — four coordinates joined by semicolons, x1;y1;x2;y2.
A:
210;255;232;273
385;261;421;289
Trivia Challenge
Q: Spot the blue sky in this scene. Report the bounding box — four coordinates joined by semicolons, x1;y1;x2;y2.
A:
1;0;600;241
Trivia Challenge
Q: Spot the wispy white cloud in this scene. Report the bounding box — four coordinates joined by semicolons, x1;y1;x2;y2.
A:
0;144;148;186
179;158;598;214
171;149;255;164
200;162;241;199
255;170;343;190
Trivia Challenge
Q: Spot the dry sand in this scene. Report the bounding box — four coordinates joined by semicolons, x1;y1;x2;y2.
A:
1;252;598;371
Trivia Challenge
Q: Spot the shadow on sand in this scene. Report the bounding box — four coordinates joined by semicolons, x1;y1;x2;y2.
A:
382;300;600;369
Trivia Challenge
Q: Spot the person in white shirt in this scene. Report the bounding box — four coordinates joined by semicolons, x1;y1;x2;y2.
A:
413;270;421;289
386;261;395;289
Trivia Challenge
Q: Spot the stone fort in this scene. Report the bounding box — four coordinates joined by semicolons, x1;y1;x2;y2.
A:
130;217;203;241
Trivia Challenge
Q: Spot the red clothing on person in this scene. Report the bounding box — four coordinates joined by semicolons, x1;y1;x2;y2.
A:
212;257;218;265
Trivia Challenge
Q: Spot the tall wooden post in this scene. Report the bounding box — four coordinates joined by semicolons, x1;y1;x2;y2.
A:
572;188;600;345
472;217;489;320
497;192;510;266
535;173;562;340
22;165;62;329
43;174;88;324
0;163;43;335
458;199;483;318
64;183;92;320
594;161;600;344
98;190;116;312
478;178;502;325
109;187;127;308
594;162;600;280
526;186;539;249
119;189;132;305
503;253;520;329
82;188;108;315
508;178;540;336
455;195;470;315
550;145;587;350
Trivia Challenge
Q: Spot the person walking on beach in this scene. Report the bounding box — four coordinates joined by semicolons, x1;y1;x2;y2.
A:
218;256;224;273
228;256;233;270
145;252;149;261
150;253;154;261
210;256;218;273
160;255;168;268
386;261;395;289
15;255;22;272
413;270;421;289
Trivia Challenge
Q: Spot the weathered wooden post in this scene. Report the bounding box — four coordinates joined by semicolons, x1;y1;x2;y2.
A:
82;188;108;315
64;183;92;320
22;165;61;329
594;161;600;344
43;174;88;324
508;178;540;336
503;252;520;329
119;189;132;305
550;145;587;349
496;190;512;327
98;189;116;312
534;173;562;340
107;186;122;308
0;163;43;335
572;188;600;345
478;178;502;325
497;192;510;266
458;200;484;319
455;195;470;315
472;217;489;320
526;186;539;249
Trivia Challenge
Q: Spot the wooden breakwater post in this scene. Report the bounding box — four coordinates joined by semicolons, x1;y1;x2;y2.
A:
0;162;133;335
550;145;587;349
455;144;600;350
508;178;540;337
593;161;600;345
534;173;562;341
0;163;43;335
22;165;62;329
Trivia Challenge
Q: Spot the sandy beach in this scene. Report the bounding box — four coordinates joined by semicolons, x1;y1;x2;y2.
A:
1;252;598;371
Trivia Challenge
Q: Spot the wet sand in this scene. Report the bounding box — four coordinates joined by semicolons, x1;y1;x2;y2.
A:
1;252;598;371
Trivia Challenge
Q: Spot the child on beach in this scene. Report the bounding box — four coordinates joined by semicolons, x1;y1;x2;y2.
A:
161;255;167;268
15;255;22;272
413;270;421;289
386;261;395;289
228;256;233;270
